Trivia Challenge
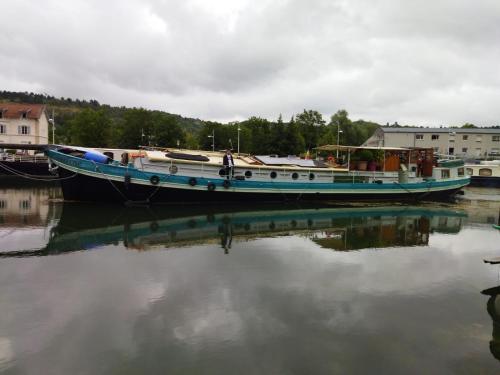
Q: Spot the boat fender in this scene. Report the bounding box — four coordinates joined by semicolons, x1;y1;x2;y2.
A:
150;222;159;232
150;175;160;185
188;177;197;186
207;182;216;191
222;180;231;189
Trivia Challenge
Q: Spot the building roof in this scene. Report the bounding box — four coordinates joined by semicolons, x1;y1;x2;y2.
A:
380;127;500;134
0;103;46;120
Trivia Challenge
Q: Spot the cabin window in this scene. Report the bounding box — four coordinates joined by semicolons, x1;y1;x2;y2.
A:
292;172;299;180
309;173;315;181
493;136;500;142
244;170;252;178
462;148;467;153
462;135;468;140
441;169;450;178
479;168;492;177
270;171;277;179
18;125;30;135
457;168;464;176
0;125;5;134
466;168;473;175
431;135;439;140
415;134;423;140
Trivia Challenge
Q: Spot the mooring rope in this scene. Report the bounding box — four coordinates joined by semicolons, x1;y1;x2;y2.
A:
91;160;162;204
0;161;77;181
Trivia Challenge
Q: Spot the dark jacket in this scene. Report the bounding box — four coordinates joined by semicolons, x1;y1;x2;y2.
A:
223;154;234;166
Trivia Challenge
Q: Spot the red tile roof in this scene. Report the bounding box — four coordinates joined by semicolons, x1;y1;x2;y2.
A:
0;103;46;120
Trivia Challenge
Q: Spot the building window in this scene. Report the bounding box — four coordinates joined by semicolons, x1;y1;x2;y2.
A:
449;139;455;143
19;200;31;210
476;136;482;142
0;124;5;134
493;136;500;142
0;200;6;209
462;135;468;140
433;147;439;152
462;148;467;153
479;168;492;177
415;134;423;140
0;111;3;119
21;112;27;119
431;135;439;140
18;126;30;135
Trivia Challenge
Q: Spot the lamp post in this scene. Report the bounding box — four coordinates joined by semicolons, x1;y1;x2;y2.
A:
207;129;215;152
336;127;343;158
48;109;55;144
237;126;241;155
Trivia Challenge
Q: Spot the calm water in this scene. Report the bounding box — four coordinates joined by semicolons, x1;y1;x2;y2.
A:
1;181;500;374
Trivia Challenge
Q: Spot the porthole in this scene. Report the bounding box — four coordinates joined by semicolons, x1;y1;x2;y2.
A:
309;173;315;180
292;172;299;180
169;165;178;174
245;170;252;178
270;171;277;179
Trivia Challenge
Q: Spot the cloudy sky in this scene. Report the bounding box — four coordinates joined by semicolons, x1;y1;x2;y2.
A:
1;0;500;126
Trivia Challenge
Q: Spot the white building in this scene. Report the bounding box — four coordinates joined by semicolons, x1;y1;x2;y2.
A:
363;127;500;159
0;103;49;147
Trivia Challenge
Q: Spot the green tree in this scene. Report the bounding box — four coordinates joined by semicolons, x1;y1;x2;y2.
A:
461;123;477;128
114;108;154;148
295;110;326;151
329;109;353;146
269;114;286;155
281;116;305;155
69;109;111;147
151;112;185;148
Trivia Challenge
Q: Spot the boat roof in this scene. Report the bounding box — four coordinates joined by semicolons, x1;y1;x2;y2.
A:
315;145;410;152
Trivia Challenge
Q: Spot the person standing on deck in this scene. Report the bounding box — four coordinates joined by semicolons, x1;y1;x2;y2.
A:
223;149;234;179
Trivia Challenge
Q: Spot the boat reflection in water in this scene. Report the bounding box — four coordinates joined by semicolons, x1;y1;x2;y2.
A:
481;286;500;361
1;200;466;257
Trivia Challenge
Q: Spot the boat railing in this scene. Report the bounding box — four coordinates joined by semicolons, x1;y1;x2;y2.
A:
1;153;48;163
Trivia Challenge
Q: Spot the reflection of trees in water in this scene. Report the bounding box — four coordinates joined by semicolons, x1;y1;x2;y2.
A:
313;216;432;251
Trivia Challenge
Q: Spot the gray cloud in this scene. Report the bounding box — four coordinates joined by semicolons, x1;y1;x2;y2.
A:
1;0;499;125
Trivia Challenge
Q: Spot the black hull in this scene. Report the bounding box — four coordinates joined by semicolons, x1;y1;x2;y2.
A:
469;176;500;188
0;160;53;177
57;166;462;204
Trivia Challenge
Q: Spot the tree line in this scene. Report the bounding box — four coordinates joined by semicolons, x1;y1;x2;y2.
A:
1;91;380;155
55;108;379;155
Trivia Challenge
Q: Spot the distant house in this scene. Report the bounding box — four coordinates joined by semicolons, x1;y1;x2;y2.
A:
363;127;500;159
0;103;49;149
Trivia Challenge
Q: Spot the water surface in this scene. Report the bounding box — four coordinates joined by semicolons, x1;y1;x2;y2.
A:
1;183;500;374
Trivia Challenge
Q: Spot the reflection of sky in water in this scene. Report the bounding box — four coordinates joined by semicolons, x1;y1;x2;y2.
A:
2;228;500;374
0;228;53;253
1;185;500;373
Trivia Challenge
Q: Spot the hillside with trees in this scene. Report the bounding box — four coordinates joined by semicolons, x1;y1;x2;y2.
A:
0;91;380;155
